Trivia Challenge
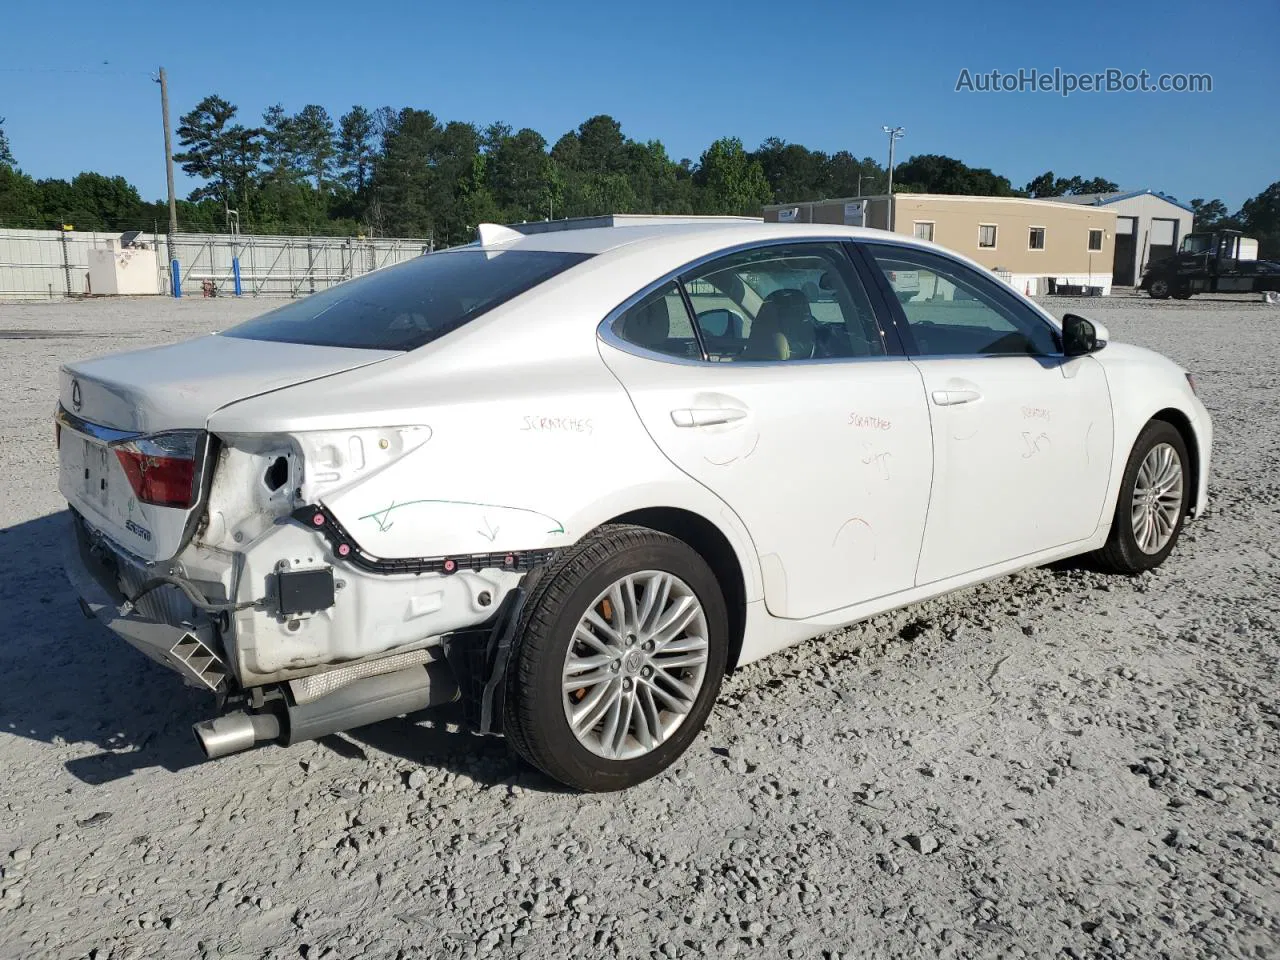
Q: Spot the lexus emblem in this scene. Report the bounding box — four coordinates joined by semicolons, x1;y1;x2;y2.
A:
71;380;82;412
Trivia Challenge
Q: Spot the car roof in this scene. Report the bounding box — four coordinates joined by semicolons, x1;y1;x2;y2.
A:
476;221;925;256
465;219;1063;335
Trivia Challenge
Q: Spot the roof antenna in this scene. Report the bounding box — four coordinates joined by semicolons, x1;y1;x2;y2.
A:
476;223;524;246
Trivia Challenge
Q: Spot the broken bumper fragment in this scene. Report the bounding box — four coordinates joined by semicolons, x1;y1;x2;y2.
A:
64;513;230;692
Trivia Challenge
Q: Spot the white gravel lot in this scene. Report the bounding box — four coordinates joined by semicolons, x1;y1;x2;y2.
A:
0;292;1276;960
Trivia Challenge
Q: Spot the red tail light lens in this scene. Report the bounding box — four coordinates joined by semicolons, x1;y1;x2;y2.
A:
113;431;203;508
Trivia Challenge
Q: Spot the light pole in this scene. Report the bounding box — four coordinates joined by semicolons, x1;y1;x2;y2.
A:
155;66;180;295
882;125;905;231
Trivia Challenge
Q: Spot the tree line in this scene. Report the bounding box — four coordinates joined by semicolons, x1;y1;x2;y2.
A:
0;103;1275;257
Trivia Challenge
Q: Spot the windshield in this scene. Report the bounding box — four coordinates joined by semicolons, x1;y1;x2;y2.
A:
224;248;591;350
1179;234;1214;255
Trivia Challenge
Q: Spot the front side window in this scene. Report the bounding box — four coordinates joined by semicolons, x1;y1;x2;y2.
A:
1088;228;1104;252
225;249;591;351
1028;226;1046;250
978;224;997;248
1180;234;1212;255
680;243;886;362
864;244;1060;357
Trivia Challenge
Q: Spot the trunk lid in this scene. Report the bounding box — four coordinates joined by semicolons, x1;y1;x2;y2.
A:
59;334;397;433
58;333;397;561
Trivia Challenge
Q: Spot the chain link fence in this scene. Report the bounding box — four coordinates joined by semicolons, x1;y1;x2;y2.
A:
0;228;434;300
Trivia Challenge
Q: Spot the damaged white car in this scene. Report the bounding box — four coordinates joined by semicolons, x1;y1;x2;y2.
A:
59;221;1212;791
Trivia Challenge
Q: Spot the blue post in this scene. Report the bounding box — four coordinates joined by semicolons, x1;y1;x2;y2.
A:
232;256;243;296
170;259;182;298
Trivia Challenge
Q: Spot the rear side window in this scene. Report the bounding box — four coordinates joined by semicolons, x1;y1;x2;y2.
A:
612;282;703;360
682;243;887;362
224;249;591;350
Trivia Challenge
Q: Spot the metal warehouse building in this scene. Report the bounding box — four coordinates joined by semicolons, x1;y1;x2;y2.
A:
764;194;1117;295
1051;189;1194;286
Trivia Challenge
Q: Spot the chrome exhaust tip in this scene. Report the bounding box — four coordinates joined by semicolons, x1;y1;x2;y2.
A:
193;711;281;760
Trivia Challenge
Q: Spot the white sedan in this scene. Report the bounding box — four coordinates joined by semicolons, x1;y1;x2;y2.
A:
57;221;1212;791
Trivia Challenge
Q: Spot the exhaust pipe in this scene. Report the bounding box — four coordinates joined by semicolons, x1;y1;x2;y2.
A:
194;711;281;760
192;661;458;760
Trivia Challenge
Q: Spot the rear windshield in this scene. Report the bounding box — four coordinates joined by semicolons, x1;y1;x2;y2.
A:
223;248;591;350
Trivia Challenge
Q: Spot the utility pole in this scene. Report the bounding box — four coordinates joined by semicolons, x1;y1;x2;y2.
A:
156;67;180;292
882;125;905;231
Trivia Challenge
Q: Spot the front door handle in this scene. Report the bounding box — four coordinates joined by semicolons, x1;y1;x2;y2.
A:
671;407;748;427
931;388;982;406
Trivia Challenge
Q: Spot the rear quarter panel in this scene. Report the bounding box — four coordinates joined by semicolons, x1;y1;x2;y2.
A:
313;360;765;606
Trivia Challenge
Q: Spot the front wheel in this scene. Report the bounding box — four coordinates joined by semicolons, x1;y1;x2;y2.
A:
1095;420;1190;573
503;524;728;791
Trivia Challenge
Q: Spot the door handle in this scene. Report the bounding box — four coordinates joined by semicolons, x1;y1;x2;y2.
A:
931;388;982;406
670;407;748;427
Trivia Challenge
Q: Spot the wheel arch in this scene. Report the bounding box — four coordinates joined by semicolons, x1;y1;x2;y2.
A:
604;506;749;673
1150;407;1201;515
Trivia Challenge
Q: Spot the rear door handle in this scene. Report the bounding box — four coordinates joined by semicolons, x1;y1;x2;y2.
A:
931;389;982;406
671;407;748;427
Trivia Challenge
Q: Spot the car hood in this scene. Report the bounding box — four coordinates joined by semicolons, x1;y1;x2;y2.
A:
60;334;399;433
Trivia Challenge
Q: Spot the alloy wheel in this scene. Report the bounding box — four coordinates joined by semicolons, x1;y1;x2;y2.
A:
1131;442;1184;554
561;570;710;761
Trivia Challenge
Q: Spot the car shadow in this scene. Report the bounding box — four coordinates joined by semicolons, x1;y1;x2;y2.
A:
1046;554;1112;575
0;510;561;790
0;511;204;783
342;709;574;794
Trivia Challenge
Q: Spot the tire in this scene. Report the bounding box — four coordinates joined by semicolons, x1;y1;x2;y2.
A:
1148;278;1171;299
503;524;728;791
1095;420;1190;573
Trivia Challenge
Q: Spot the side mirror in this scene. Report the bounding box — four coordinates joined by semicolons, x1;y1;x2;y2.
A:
696;308;738;338
1062;314;1107;356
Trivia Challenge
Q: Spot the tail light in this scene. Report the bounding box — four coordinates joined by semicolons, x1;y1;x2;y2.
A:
113;431;204;508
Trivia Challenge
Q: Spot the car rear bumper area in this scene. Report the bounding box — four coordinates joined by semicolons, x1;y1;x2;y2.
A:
63;513;232;693
63;509;498;763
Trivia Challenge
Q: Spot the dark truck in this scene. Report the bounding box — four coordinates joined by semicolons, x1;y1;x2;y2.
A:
1141;229;1280;299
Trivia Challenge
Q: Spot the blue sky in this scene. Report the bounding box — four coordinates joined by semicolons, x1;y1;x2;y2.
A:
2;0;1276;210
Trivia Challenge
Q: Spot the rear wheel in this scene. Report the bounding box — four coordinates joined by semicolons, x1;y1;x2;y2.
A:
1148;278;1171;299
1095;420;1190;573
503;524;728;791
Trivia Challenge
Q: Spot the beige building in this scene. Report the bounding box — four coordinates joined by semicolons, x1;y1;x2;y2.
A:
763;194;1118;295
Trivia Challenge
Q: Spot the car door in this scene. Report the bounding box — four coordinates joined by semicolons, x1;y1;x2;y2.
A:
857;242;1114;586
598;241;933;621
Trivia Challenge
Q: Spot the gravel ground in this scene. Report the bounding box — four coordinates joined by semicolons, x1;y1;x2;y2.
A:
0;293;1276;960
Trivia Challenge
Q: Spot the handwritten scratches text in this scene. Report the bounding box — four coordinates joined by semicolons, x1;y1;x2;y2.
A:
860;443;893;479
849;412;893;431
522;415;594;435
1020;431;1052;459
